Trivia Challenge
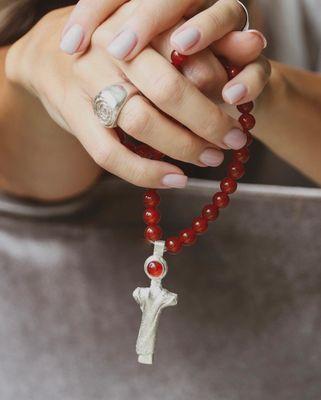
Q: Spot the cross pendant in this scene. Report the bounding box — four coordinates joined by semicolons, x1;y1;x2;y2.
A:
133;241;177;365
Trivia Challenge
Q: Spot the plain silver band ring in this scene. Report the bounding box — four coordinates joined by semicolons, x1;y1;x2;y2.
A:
236;0;250;31
93;84;136;128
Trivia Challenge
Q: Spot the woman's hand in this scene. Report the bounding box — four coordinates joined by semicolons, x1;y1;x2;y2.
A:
61;0;269;106
6;7;249;190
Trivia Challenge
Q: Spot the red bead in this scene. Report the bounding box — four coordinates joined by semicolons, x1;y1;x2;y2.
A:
125;142;137;152
143;190;160;207
246;132;253;146
220;178;237;194
233;147;250;163
136;144;154;159
179;228;197;246
143;208;161;225
171;51;188;67
150;149;164;160
192;217;208;234
239;113;256;130
237;102;254;114
115;128;126;144
227;65;243;79
213;192;230;208
147;261;164;278
144;225;163;241
228;161;245;180
166;237;182;254
202;204;219;221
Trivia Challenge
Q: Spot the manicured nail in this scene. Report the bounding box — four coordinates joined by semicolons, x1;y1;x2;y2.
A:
171;27;201;52
223;83;247;104
247;29;268;49
60;24;84;54
162;174;188;188
107;29;138;60
223;129;247;150
199;149;224;167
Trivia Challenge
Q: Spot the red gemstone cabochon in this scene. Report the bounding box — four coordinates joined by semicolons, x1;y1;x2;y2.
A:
146;260;165;278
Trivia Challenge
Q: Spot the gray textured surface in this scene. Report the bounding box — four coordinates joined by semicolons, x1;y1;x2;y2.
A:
0;179;320;400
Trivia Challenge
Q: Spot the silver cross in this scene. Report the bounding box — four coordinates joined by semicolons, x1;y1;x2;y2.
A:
133;241;177;365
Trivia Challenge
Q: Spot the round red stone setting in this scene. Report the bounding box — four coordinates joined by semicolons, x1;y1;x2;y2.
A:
146;260;165;278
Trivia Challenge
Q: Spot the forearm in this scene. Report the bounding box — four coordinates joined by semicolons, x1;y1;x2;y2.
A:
0;47;102;201
254;61;321;185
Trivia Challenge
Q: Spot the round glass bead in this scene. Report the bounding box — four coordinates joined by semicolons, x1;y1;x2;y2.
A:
144;225;163;241
166;237;182;254
228;161;245;180
227;65;242;79
143;208;161;225
202;204;219;221
179;228;197;246
213;192;230;208
192;217;208;234
143;190;160;207
220;177;237;194
147;261;164;278
237;102;254;114
239;113;256;130
233;147;250;163
171;51;188;67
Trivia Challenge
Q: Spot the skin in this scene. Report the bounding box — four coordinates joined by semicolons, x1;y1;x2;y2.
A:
0;4;320;201
1;4;268;200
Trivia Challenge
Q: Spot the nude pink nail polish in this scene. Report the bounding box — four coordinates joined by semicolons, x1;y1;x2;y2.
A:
60;24;84;54
107;29;138;60
162;174;188;189
171;27;201;52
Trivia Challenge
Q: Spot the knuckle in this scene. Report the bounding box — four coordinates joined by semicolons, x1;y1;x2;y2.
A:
179;136;199;160
202;111;231;142
253;57;271;83
120;97;151;136
152;72;186;105
92;146;113;169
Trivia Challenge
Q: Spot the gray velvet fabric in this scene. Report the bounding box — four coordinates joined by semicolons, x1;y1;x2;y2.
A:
0;179;320;400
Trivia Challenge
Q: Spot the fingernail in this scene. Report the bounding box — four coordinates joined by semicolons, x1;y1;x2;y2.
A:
162;174;188;188
107;29;138;60
60;24;84;54
223;83;247;104
223;129;247;150
247;29;268;49
171;27;201;52
199;149;224;167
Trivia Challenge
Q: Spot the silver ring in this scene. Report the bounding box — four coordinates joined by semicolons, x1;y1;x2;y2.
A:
236;0;250;31
93;84;131;128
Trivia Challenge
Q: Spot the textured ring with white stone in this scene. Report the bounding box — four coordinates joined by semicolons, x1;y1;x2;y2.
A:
93;84;130;128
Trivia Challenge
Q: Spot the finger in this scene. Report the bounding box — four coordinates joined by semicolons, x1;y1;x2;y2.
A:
170;0;247;55
68;97;188;189
153;25;228;102
211;30;267;66
117;48;246;150
222;56;271;105
118;95;224;167
60;0;127;54
83;60;225;167
106;0;201;60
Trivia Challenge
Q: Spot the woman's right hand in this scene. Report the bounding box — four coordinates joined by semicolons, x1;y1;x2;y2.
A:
5;6;247;189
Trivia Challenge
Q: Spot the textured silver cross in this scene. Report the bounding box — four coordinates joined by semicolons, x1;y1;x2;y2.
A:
133;241;177;365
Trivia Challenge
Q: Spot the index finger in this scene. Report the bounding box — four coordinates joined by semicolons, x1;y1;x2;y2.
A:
170;0;247;55
60;0;127;54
